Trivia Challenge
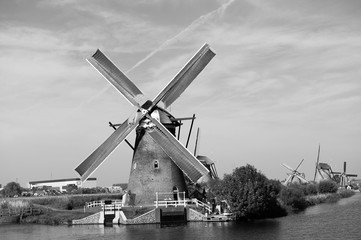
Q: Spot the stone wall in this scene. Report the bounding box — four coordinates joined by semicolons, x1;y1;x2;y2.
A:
72;212;102;225
188;208;204;221
124;209;157;224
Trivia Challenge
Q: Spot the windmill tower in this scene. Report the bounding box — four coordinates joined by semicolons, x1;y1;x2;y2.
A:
281;159;309;185
336;162;358;188
75;44;215;205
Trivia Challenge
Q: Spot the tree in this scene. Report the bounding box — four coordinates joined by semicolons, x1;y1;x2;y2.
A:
210;164;286;220
3;181;22;197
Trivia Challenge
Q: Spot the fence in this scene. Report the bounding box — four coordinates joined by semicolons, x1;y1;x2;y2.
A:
84;200;123;212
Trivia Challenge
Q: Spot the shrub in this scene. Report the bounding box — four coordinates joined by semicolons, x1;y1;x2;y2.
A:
306;183;318;195
338;189;355;198
210;165;287;220
318;180;338;194
324;193;340;203
279;185;307;210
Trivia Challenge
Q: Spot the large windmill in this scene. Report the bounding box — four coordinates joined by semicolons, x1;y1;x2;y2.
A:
313;145;339;182
75;44;215;205
336;162;358;188
281;159;309;185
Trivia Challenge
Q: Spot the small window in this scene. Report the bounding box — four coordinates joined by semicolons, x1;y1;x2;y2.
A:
154;160;159;169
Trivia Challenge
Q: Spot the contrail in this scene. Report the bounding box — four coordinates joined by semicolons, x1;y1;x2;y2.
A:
79;0;234;108
127;0;235;73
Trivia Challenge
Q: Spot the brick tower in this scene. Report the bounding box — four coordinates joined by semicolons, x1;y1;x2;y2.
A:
127;108;187;206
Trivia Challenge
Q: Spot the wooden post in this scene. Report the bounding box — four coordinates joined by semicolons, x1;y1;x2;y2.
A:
156;192;158;208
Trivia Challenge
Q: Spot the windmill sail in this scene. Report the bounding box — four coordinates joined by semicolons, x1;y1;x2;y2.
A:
152;43;215;109
146;115;210;183
87;49;145;107
313;144;321;181
339;162;358;187
282;159;308;185
75;111;145;182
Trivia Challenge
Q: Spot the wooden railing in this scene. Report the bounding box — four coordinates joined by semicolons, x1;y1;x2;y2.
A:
102;204;122;214
153;195;211;213
84;200;123;212
154;199;187;208
189;199;211;213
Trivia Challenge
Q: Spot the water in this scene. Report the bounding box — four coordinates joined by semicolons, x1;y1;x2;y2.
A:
1;193;360;240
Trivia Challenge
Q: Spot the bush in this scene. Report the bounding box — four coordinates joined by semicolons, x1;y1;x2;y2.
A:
279;185;307;210
324;193;340;203
210;165;287;220
306;183;318;195
338;189;355;198
318;180;338;194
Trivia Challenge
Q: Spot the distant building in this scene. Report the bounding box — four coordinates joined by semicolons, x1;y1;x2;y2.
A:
28;178;97;192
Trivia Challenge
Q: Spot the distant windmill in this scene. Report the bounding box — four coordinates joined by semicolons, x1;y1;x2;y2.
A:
75;44;215;205
281;159;309;185
337;162;358;188
313;145;338;182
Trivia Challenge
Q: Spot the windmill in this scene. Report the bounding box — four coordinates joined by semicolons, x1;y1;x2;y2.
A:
75;44;215;205
313;145;338;182
281;159;309;185
336;162;358;188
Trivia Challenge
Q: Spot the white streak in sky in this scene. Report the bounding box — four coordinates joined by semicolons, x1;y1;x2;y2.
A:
79;0;234;108
126;0;235;73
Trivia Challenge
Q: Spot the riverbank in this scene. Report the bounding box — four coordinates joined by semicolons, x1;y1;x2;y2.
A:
1;190;357;225
1;193;122;225
281;188;356;215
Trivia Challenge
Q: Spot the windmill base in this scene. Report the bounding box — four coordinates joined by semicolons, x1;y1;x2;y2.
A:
72;206;216;225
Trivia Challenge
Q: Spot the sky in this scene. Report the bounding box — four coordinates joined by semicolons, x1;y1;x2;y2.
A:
1;0;360;188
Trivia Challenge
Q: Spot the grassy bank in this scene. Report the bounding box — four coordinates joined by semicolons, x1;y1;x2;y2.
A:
1;193;122;225
20;208;93;225
29;193;122;210
280;188;355;214
306;189;355;206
